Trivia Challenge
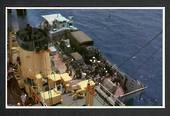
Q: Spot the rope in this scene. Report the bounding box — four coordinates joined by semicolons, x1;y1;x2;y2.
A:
117;31;162;69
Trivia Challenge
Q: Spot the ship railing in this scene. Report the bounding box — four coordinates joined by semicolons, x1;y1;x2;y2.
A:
98;83;125;106
112;62;146;90
95;50;145;94
98;50;143;84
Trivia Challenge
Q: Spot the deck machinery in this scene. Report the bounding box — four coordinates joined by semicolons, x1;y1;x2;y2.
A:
7;13;146;106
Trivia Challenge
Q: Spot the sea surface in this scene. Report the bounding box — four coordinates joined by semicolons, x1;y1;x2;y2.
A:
9;9;163;106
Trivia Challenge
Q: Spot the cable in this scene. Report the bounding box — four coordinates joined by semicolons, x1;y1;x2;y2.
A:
117;31;162;69
132;45;162;77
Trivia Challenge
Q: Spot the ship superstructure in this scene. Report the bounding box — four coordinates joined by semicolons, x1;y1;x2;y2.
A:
7;13;145;106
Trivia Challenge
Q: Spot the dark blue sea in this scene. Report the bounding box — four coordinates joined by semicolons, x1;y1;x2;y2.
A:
9;9;163;106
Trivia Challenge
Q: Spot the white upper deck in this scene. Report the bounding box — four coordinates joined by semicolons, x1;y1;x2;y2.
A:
42;13;70;26
41;13;77;38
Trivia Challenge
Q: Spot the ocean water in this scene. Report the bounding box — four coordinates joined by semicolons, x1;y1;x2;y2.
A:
10;9;162;106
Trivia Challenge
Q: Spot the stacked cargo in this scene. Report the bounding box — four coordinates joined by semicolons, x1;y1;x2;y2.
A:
40;88;62;106
48;74;61;89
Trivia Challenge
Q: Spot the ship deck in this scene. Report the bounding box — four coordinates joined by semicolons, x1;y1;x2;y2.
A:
7;10;145;107
48;52;110;106
55;92;109;106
